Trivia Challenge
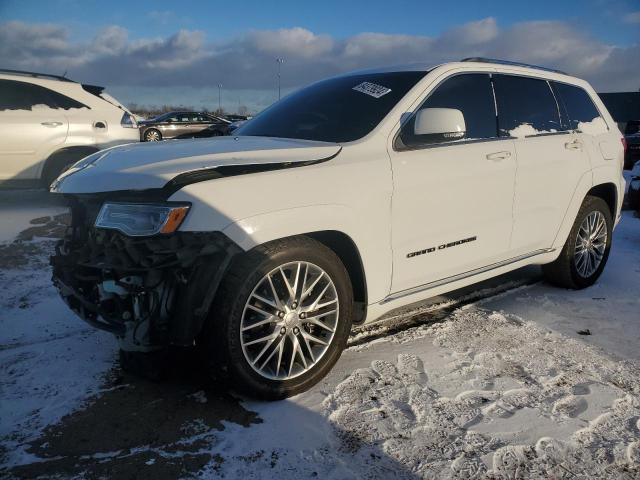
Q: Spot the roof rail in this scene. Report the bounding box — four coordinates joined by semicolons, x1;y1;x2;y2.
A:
0;68;76;83
460;58;567;75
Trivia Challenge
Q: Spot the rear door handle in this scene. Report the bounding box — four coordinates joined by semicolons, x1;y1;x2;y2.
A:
41;121;63;127
486;151;512;161
565;139;582;150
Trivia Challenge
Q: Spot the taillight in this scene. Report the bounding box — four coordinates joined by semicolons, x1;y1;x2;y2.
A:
121;112;137;128
622;136;628;154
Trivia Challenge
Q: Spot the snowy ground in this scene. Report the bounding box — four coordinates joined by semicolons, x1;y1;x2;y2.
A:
1;191;639;479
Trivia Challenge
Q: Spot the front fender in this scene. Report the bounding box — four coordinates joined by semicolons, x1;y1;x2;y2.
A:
220;205;391;304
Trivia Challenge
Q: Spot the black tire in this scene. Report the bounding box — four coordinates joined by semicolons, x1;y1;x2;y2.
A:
144;128;162;142
542;195;613;289
203;236;353;400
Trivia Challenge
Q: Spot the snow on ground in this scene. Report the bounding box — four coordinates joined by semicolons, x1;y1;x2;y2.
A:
1;198;639;478
0;207;117;468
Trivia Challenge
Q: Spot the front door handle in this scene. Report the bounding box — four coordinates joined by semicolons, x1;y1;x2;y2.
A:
565;139;582;150
486;151;512;161
41;121;63;127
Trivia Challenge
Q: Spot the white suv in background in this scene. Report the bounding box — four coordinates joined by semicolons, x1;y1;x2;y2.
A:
0;69;139;187
50;58;625;399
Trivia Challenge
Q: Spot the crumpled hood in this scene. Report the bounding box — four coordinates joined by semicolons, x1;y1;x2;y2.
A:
52;136;341;194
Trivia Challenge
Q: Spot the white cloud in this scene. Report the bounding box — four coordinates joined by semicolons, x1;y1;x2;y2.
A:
1;18;638;108
248;27;334;58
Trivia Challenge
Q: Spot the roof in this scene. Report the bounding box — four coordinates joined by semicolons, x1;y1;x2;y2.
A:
0;68;76;83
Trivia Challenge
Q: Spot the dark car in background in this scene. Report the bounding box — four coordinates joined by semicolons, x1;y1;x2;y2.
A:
624;120;640;170
139;111;230;142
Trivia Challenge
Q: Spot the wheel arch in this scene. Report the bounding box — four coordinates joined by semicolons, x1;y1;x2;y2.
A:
42;145;100;181
305;230;368;324
587;182;617;220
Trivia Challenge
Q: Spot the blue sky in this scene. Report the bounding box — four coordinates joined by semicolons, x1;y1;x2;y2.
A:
1;0;639;112
2;0;638;44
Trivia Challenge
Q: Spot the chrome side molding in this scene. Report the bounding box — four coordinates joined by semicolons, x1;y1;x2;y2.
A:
380;248;555;305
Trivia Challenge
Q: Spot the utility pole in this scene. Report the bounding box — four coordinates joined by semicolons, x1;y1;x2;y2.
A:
276;58;284;100
217;84;222;113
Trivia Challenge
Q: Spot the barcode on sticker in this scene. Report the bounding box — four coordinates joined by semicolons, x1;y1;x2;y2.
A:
352;82;392;98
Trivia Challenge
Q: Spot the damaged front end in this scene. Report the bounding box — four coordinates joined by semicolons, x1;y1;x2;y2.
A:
51;194;241;351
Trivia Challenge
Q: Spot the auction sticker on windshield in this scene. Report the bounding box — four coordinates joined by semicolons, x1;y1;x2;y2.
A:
352;82;392;98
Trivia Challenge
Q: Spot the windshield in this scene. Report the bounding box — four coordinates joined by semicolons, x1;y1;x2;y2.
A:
236;71;426;143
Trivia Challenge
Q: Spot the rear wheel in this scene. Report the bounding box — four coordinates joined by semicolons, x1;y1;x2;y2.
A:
204;236;353;399
542;196;612;289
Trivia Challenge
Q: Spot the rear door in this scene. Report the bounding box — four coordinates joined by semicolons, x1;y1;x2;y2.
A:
0;79;70;180
389;73;517;293
493;74;590;254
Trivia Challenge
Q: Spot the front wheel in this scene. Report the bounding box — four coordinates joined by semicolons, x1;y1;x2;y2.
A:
542;195;613;289
144;129;162;142
204;236;353;399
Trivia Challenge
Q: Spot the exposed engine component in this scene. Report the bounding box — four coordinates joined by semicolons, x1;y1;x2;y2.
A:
51;196;241;350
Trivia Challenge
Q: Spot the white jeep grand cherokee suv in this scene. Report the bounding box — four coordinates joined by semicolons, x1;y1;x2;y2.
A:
50;58;625;399
0;69;139;187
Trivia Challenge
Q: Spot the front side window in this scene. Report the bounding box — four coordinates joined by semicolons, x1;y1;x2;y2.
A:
493;75;562;137
0;79;87;110
237;71;427;143
552;82;603;131
398;73;497;148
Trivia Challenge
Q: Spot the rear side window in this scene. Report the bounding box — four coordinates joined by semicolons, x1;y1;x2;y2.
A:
493;75;561;137
552;82;602;130
0;79;88;110
399;73;497;147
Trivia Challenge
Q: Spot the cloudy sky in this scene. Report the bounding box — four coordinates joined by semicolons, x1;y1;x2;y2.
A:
1;0;639;113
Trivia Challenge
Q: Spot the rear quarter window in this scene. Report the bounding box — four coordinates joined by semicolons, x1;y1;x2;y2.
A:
552;82;605;132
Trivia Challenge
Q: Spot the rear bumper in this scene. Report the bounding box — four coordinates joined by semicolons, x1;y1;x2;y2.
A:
51;196;241;347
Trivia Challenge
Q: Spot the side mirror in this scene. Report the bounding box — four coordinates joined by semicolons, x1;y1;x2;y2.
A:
413;108;466;141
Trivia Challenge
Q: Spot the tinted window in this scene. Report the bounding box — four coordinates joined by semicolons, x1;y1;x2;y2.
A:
493;75;561;136
237;71;426;142
553;82;602;130
399;73;497;147
0;79;87;110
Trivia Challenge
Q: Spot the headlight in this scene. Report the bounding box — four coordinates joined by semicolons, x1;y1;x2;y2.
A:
95;203;190;236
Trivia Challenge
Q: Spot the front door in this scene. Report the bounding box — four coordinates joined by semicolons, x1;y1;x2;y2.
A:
389;73;517;294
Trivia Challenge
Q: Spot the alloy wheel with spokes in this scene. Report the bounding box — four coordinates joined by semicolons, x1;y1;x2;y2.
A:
574;210;607;278
240;261;339;381
145;129;161;141
542;195;612;289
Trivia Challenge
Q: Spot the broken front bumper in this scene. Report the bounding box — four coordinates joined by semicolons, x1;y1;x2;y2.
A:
51;196;241;349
